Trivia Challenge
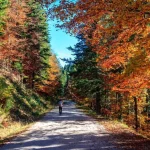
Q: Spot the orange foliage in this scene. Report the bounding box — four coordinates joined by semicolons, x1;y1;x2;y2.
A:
0;0;27;61
51;0;150;96
38;54;61;95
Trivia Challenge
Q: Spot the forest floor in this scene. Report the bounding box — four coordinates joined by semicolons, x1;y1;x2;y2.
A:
0;100;150;150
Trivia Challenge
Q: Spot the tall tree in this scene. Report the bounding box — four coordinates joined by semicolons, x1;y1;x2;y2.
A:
23;0;51;89
65;35;104;113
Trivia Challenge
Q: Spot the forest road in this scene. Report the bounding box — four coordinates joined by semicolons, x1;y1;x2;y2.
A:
1;100;119;150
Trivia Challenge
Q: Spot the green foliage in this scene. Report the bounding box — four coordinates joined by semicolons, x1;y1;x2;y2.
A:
0;77;12;103
0;0;8;36
13;62;23;73
66;35;103;98
4;98;14;113
128;34;136;42
60;68;69;96
0;77;13;122
0;76;52;122
23;0;52;88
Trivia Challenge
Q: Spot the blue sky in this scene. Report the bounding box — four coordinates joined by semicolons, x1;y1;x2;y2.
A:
48;21;77;67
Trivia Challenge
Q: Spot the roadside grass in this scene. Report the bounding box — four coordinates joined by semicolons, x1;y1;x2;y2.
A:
0;121;31;145
0;76;55;145
0;105;54;146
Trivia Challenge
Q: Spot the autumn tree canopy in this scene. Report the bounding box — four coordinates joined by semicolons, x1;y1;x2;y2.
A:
49;0;150;96
0;0;62;97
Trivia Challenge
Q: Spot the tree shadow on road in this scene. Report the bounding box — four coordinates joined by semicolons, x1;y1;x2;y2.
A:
1;105;150;150
1;129;150;150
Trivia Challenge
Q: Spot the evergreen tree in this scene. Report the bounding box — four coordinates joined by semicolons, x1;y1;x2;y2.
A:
66;35;104;113
23;0;51;89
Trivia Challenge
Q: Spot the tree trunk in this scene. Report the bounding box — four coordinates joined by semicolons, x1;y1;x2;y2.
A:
146;89;150;118
96;87;101;114
118;93;123;122
127;95;130;116
133;96;139;131
31;72;35;89
116;92;122;121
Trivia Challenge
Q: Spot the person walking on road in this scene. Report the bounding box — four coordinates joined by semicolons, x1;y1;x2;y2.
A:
58;99;63;115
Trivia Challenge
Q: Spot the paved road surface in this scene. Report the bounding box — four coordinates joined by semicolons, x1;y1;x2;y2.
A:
1;101;118;150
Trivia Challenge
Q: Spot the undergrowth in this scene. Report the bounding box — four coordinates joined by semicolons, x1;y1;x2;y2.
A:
0;76;55;144
76;103;150;139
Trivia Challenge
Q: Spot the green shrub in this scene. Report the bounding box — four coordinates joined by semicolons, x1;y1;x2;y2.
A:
0;77;13;109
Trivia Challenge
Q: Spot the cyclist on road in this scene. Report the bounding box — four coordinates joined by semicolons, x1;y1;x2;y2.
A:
58;99;63;115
